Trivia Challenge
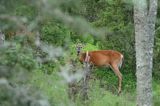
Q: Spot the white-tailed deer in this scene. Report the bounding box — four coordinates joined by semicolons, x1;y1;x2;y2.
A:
76;44;124;95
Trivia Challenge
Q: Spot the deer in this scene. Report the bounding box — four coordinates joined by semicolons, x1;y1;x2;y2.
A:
76;44;124;95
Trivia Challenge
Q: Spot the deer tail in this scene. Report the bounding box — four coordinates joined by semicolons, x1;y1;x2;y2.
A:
118;54;124;68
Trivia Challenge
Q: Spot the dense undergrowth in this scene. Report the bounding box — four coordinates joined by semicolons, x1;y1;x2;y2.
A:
0;0;160;106
28;67;160;106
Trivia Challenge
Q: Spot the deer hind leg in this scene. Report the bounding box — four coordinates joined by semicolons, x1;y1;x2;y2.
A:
110;63;122;95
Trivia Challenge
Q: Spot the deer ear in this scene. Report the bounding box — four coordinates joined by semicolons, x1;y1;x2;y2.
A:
76;43;83;48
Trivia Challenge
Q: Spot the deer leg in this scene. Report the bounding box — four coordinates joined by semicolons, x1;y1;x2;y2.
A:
110;64;122;95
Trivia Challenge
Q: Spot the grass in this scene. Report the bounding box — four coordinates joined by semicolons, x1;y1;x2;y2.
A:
29;69;160;106
153;80;160;106
88;79;136;106
29;70;71;106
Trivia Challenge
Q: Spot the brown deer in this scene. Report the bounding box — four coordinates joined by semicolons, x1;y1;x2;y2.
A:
76;44;124;95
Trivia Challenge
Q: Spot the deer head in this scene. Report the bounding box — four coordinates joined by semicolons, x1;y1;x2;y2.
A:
76;43;84;56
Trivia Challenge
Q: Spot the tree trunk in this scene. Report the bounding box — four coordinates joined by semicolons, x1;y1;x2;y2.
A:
134;0;157;106
81;62;91;101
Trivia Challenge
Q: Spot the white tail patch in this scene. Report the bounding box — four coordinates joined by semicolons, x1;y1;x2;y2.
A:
118;54;124;68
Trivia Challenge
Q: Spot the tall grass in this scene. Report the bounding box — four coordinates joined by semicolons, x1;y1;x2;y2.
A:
29;69;160;106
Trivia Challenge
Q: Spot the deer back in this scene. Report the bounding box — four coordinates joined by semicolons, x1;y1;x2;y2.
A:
79;50;123;67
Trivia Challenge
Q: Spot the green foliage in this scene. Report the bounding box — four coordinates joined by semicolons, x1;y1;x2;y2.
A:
0;39;37;73
40;61;60;74
1;0;160;105
90;91;135;106
93;67;136;93
153;80;160;106
80;0;107;22
91;0;135;76
82;43;99;51
29;69;137;106
29;70;71;106
41;20;72;46
81;35;95;44
154;29;160;79
15;4;37;21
